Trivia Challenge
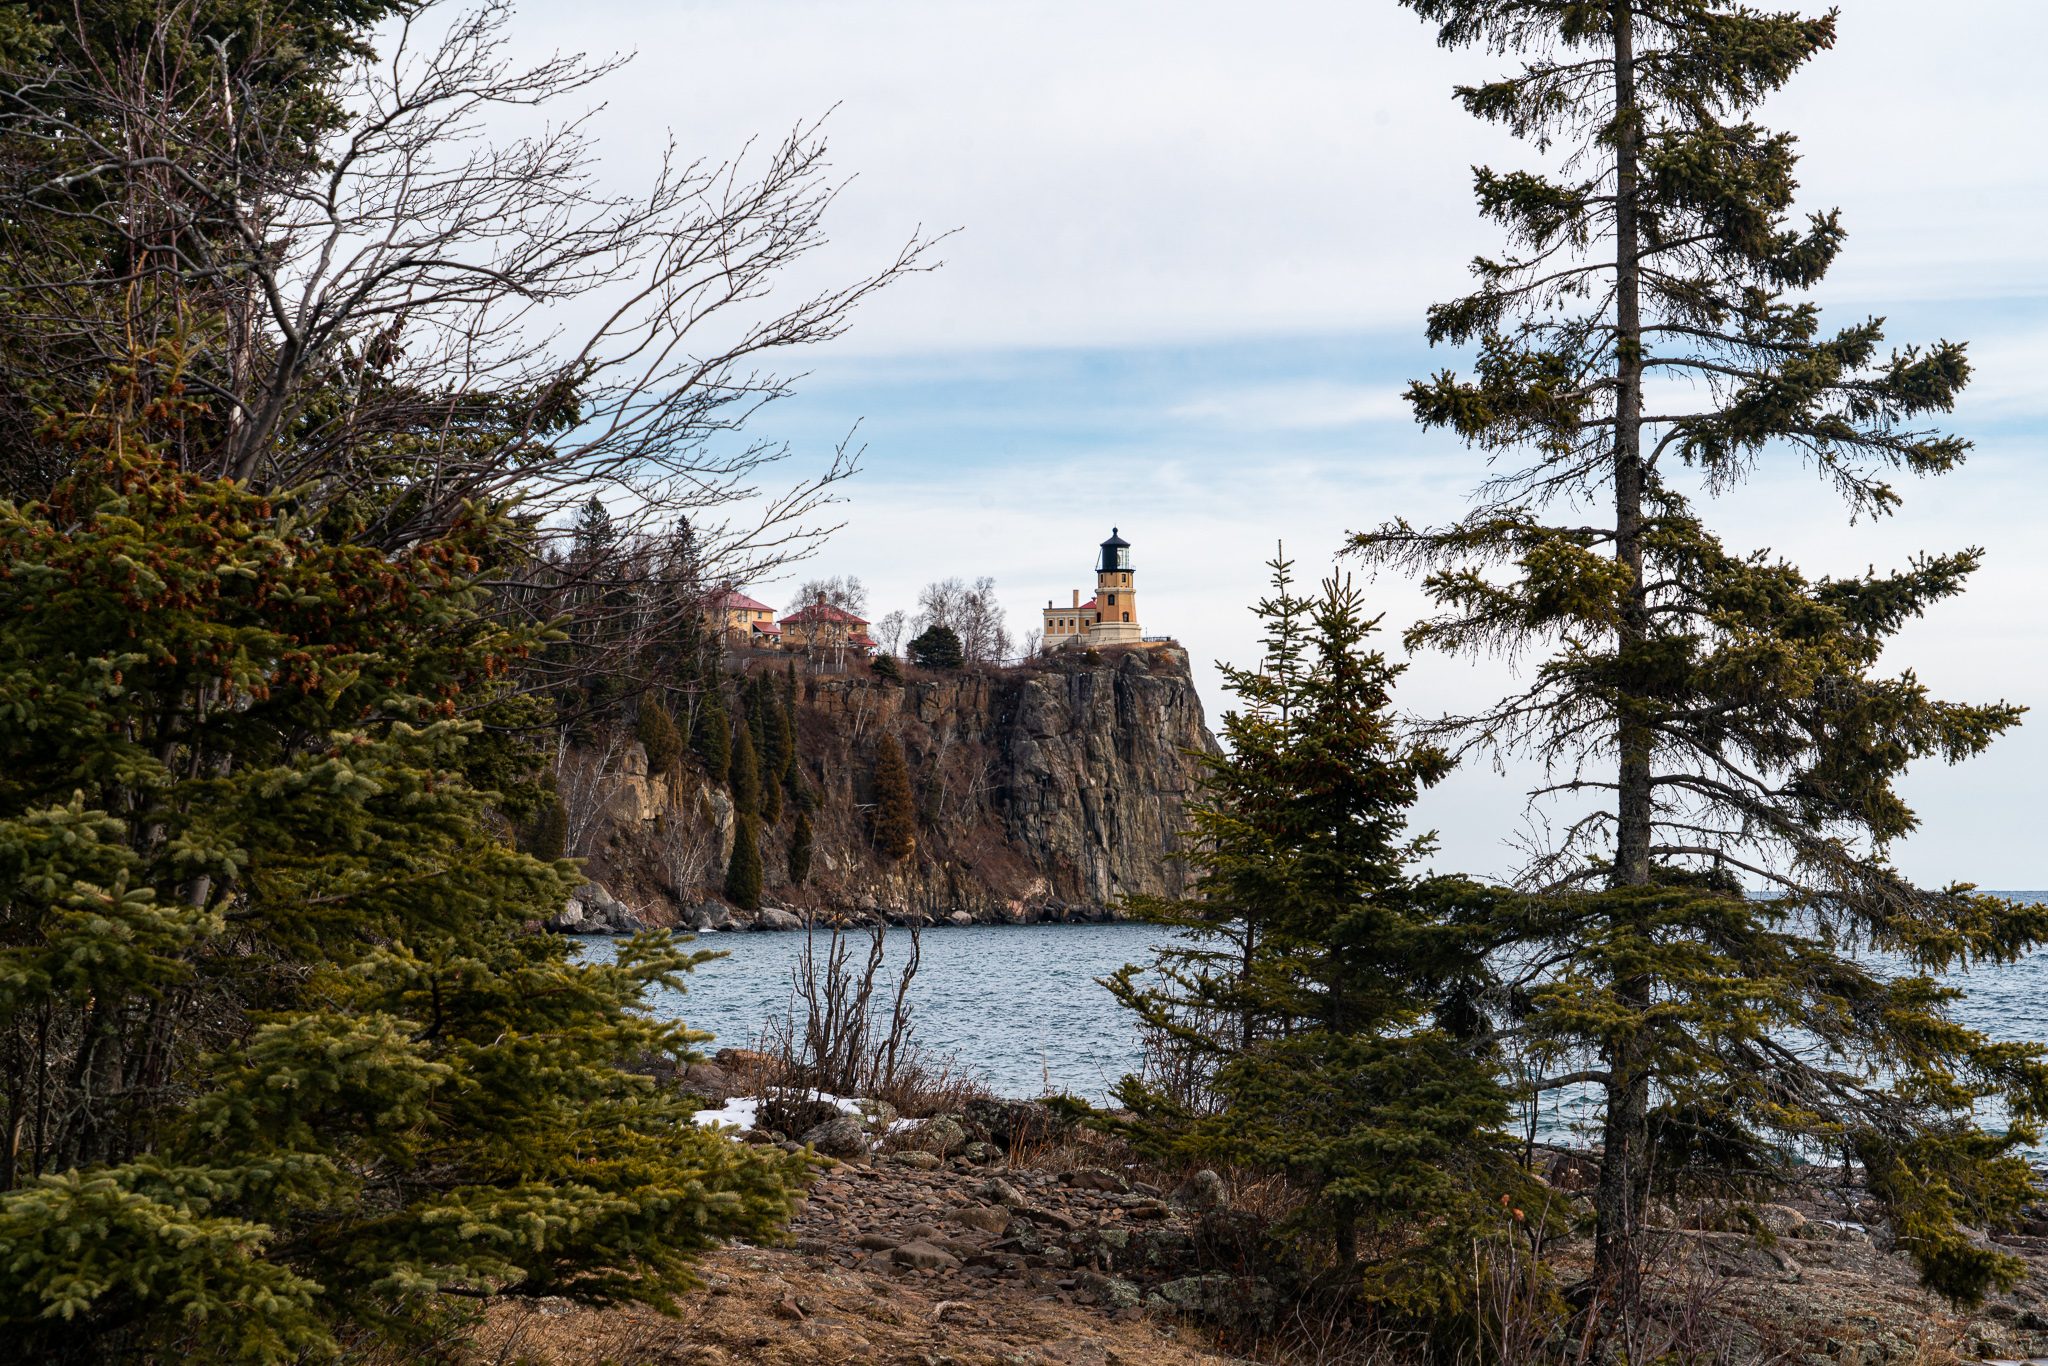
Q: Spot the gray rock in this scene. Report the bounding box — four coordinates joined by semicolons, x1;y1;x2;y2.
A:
977;1178;1028;1207
910;1115;969;1157
686;901;731;931
1170;1169;1227;1213
949;1205;1012;1235
799;1115;869;1158
1075;1271;1142;1310
1147;1273;1277;1324
886;1149;943;1171
963;1097;1065;1150
945;909;975;927
957;1141;1004;1165
754;907;804;931
890;1239;960;1270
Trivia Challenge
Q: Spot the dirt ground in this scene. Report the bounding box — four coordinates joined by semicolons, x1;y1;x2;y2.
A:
467;1136;2048;1366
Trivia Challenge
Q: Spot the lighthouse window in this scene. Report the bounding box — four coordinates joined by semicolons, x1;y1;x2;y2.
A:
1107;593;1117;605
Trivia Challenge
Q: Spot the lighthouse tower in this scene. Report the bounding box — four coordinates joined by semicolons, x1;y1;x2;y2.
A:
1090;528;1141;644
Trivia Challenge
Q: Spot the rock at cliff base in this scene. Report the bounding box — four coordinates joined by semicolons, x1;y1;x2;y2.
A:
753;907;803;931
890;1240;960;1271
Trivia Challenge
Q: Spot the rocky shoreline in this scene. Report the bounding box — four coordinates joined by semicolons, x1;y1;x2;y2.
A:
543;878;1130;937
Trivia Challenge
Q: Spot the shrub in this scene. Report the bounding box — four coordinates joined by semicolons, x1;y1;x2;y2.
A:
908;624;963;670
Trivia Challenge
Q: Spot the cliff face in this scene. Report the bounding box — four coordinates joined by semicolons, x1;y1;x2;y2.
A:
574;646;1217;927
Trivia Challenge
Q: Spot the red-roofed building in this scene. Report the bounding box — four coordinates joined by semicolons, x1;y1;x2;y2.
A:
709;587;779;647
780;599;875;658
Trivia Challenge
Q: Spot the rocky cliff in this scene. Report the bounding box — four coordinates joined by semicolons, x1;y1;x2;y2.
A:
565;645;1218;930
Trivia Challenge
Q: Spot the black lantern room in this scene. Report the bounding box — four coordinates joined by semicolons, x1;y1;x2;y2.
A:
1098;527;1131;573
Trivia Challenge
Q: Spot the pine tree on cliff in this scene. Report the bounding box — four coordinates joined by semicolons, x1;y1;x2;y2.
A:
788;810;814;888
1107;557;1527;1318
636;701;683;777
908;624;963;670
1368;0;2047;1309
871;733;917;861
694;686;730;783
725;811;764;911
729;709;760;819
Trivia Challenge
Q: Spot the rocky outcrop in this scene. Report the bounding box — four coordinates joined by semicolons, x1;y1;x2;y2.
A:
561;645;1216;930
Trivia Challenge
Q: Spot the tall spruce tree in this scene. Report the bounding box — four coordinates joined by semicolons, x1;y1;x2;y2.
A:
1108;558;1528;1319
1368;0;2048;1308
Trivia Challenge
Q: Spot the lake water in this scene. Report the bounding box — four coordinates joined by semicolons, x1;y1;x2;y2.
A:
621;894;2048;1141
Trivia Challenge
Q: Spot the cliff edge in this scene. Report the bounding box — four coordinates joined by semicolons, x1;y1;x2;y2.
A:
564;644;1217;929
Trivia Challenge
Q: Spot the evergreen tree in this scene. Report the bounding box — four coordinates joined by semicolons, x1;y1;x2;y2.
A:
908;624;963;670
1108;557;1527;1319
788;810;814;888
694;686;731;783
726;814;764;911
527;793;570;862
871;734;917;861
730;712;761;819
0;450;800;1361
637;701;683;777
1368;0;2047;1307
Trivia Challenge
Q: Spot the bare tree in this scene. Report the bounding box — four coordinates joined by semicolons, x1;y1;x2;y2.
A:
914;576;1010;664
0;0;942;595
791;574;869;617
874;609;908;656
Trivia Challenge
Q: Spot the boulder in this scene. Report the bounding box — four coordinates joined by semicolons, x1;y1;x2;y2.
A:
754;907;804;932
891;1240;960;1271
909;1115;969;1157
949;1206;1012;1236
977;1178;1028;1208
945;909;975;927
963;1097;1066;1150
957;1140;1004;1165
1170;1169;1228;1213
685;901;731;932
1062;1167;1130;1193
799;1115;869;1158
887;1150;943;1171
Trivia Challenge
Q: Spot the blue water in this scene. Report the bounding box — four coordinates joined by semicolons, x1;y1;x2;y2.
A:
620;894;2048;1133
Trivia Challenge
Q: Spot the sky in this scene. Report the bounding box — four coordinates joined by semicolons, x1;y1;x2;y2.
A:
493;1;2048;887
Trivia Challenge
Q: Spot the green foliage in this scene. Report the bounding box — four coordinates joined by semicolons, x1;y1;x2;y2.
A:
908;624;963;670
526;793;569;862
726;815;764;911
730;710;761;818
0;452;802;1361
1372;0;2043;1306
870;733;917;861
694;686;731;782
1108;557;1529;1321
870;651;902;680
788;810;814;888
637;701;683;777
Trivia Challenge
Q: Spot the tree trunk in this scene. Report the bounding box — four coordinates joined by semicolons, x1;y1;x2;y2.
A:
1595;0;1654;1315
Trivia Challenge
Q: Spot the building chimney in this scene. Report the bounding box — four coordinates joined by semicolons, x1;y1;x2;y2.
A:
1071;589;1080;608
